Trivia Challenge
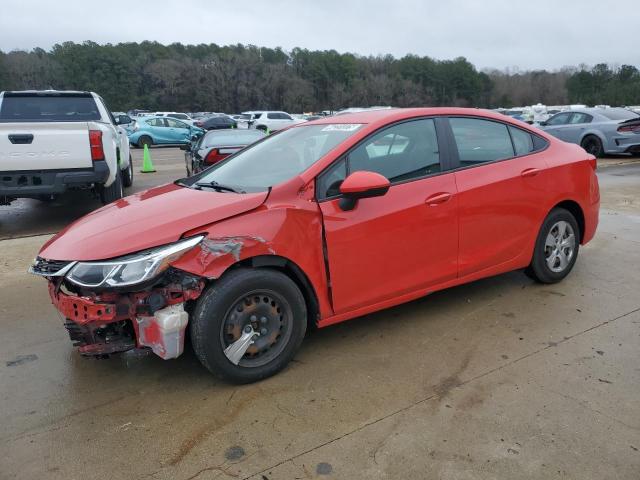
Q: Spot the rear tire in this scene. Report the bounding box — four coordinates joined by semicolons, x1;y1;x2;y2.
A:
527;208;580;284
137;136;153;149
190;268;307;384
581;135;604;157
121;154;134;188
98;168;124;205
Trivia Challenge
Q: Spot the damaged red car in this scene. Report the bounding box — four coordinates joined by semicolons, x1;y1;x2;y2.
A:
31;108;600;383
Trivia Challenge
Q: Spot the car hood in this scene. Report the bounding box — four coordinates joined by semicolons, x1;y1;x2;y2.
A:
39;184;269;261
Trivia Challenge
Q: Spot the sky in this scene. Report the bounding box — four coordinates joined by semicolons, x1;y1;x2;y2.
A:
1;0;637;71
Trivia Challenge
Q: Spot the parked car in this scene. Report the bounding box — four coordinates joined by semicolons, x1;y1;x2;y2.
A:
539;107;640;157
182;128;265;176
0;90;133;205
194;114;237;130
30;108;599;383
244;111;305;132
155;112;194;125
127;116;204;148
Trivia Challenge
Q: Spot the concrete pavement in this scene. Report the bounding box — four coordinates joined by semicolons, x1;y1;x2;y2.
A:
0;150;638;479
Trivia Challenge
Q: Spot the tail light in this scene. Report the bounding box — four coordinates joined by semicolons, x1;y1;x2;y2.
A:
88;130;105;161
588;157;597;171
204;148;228;165
617;124;640;133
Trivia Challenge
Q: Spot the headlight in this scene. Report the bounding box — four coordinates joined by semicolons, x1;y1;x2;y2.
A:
66;236;204;288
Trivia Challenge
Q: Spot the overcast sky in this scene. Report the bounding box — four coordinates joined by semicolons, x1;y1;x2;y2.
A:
1;0;636;71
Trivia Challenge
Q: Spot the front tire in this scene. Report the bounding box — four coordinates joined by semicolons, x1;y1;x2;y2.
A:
190;268;307;383
98;168;124;205
527;208;580;284
137;135;153;149
121;154;134;187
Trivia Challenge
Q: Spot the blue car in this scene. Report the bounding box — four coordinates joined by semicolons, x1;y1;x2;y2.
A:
128;116;204;148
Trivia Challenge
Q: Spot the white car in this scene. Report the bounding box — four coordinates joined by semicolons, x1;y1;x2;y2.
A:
0;90;133;205
154;112;194;125
243;111;306;132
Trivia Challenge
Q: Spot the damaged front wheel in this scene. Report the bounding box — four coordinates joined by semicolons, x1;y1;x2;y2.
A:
190;268;306;383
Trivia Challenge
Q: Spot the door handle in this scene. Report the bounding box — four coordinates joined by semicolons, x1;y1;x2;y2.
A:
425;192;452;206
521;168;540;178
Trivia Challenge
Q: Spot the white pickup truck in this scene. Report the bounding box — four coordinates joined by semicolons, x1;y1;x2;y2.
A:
0;90;133;205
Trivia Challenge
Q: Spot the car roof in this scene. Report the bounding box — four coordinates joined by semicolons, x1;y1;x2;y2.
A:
302;107;515;128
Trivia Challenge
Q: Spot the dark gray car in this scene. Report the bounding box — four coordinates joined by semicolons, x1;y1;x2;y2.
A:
539;108;640;156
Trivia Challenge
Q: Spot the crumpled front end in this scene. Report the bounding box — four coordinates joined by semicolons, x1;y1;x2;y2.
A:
36;257;205;359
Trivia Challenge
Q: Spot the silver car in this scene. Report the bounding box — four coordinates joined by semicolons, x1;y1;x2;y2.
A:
539;108;640;156
182;129;266;176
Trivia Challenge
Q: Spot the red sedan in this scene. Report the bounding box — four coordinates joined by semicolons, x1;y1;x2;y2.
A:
31;108;599;383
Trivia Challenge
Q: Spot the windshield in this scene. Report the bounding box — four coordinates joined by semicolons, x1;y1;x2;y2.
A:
192;124;362;192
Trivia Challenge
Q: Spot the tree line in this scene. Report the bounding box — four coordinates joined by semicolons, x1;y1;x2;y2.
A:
0;41;638;113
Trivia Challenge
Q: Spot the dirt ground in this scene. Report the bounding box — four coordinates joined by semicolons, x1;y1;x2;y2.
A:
1;149;639;479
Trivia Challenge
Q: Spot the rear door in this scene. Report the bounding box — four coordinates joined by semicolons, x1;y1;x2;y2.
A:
0;93;98;170
448;116;550;277
318;117;459;313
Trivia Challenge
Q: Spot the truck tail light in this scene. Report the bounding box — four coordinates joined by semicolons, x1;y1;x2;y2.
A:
89;130;105;161
204;148;227;165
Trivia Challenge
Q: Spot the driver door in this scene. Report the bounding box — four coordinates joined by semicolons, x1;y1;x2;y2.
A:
317;118;458;314
165;118;191;143
542;112;573;141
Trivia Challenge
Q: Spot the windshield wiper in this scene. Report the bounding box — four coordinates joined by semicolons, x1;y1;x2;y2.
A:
195;180;245;193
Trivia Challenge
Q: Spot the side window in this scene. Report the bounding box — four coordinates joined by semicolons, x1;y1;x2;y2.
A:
509;126;534;156
569;113;592;124
348;119;441;182
317;158;347;199
267;112;282;120
546;113;571;126
281;113;293;120
166;118;187;129
147;118;163;127
450;117;514;165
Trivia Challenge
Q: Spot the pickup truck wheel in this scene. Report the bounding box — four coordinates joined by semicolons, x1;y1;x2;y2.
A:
98;168;124;204
137;136;152;148
526;208;580;284
121;154;134;187
191;268;307;384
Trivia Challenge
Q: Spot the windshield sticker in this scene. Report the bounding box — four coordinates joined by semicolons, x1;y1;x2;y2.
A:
321;124;362;132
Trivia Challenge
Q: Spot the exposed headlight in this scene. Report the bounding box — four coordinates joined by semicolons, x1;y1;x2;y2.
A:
66;236;204;288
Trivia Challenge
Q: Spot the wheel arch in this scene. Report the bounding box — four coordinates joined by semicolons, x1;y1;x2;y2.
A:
227;254;320;331
549;199;585;243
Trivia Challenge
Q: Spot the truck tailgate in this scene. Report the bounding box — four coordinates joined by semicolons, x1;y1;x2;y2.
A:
0;122;92;171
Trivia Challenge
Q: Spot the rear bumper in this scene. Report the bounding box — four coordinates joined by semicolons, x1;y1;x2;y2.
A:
0;161;109;198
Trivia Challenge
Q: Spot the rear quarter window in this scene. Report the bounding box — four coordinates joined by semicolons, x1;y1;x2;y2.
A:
0;94;100;122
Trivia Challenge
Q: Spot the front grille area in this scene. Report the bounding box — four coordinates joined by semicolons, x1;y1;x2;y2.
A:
31;257;72;276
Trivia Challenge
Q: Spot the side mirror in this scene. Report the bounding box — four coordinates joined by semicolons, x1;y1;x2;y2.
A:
338;171;390;211
539;121;548;127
